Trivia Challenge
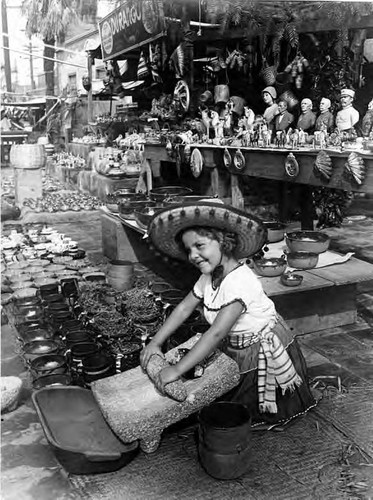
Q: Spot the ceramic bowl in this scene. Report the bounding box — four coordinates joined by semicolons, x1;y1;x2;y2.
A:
280;272;303;287
149;186;193;203
12;288;38;301
30;354;67;376
253;257;287;277
7;261;29;270
285;231;330;254
263;221;287;243
164;195;216;206
1;377;23;413
32;373;71;390
18;328;52;344
118;200;156;220
285;251;319;269
11;280;35;290
23;340;60;361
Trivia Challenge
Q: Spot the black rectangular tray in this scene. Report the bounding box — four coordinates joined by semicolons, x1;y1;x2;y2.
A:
32;386;138;474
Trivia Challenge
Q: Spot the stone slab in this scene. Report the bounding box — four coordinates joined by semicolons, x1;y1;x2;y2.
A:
91;335;241;453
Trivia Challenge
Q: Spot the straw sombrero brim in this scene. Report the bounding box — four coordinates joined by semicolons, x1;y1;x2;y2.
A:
148;202;268;261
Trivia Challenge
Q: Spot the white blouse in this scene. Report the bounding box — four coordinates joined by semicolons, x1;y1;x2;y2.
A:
193;264;277;346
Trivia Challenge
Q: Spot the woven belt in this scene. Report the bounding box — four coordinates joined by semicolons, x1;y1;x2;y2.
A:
227;334;260;350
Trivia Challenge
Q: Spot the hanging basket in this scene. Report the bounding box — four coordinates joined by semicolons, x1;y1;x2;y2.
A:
260;58;277;86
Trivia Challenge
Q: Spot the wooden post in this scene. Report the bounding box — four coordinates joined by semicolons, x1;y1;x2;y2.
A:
231;174;244;209
87;53;93;123
299;185;314;230
210;167;220;196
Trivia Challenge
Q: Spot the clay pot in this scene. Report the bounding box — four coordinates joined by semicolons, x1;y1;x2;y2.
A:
200;90;213;104
214;85;230;104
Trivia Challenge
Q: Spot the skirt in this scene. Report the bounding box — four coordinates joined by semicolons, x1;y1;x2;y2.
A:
220;315;317;425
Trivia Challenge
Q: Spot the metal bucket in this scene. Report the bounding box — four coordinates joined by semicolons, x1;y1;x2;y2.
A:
198;401;252;480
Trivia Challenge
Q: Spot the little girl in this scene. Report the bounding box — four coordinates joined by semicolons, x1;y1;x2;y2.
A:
141;202;316;426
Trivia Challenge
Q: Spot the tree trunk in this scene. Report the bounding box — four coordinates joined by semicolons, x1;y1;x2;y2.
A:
44;36;55;105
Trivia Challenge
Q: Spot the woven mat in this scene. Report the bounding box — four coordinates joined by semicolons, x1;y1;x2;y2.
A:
315;383;373;459
69;405;358;500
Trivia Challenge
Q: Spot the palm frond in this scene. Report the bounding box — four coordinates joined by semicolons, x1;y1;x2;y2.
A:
284;22;299;49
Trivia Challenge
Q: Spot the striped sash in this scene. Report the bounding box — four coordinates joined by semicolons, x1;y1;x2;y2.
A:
257;329;302;414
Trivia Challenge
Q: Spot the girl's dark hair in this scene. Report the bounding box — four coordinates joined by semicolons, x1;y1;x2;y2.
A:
175;226;237;257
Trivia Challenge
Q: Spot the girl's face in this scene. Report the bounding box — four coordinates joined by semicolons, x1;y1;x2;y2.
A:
181;230;222;274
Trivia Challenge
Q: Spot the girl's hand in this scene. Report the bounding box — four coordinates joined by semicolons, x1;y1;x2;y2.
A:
140;341;164;370
155;365;181;391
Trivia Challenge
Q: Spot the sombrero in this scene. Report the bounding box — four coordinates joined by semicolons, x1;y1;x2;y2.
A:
148;202;267;261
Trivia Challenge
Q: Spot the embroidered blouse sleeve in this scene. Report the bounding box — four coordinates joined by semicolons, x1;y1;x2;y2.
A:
192;275;207;300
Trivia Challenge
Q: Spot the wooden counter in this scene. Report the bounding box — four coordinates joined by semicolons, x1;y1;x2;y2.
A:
67;142;98;161
142;142;373;229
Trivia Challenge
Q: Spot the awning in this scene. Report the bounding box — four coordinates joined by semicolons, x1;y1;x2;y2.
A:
4;98;47;107
84;34;102;60
121;81;145;90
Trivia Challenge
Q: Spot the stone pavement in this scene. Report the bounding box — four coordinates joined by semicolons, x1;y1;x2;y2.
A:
1;202;373;500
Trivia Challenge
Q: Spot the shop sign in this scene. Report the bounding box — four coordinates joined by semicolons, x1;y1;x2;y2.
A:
99;0;166;61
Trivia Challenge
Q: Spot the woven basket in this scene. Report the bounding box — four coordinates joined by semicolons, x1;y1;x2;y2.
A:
260;66;277;86
10;144;46;170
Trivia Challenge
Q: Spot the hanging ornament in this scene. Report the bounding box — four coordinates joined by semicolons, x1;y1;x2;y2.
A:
284;153;299;179
137;51;150;80
149;43;162;84
233;149;246;172
184;144;192;163
223;148;232;169
344;152;366;185
314;150;333;182
190;148;203;178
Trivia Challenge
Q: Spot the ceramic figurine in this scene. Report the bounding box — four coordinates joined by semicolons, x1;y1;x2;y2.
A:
361;98;373;138
274;100;295;133
200;107;211;139
296;98;316;133
335;89;359;132
315;97;334;133
243;106;255;131
261;86;279;130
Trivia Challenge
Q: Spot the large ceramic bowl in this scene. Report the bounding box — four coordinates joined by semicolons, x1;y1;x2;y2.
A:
115;191;146;205
149;186;193;203
285;251;319;269
133;206;160;230
118;200;156;220
164;195;216;206
253;257;287;277
285;231;330;254
23;340;60;361
30;354;67;376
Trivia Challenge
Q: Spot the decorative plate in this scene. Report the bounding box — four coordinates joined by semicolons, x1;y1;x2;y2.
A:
223;148;232;169
284;153;300;179
173;80;190;115
233;149;246;171
190;148;204;178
